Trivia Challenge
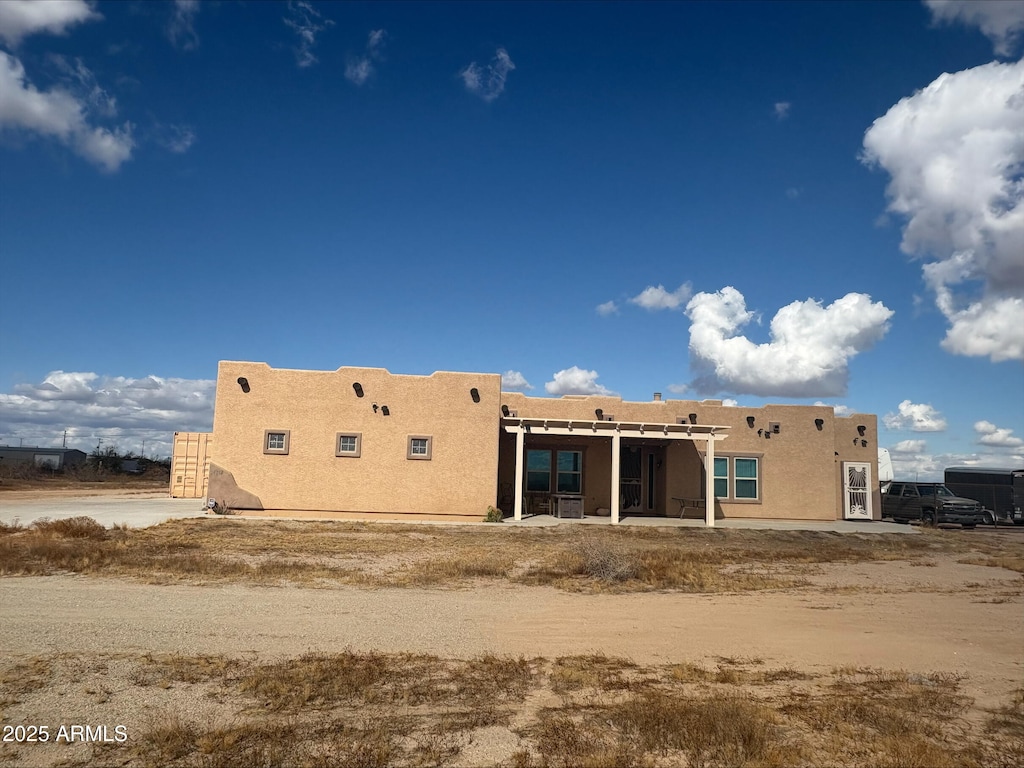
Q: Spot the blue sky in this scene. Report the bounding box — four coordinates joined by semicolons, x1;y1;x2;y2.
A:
1;0;1022;477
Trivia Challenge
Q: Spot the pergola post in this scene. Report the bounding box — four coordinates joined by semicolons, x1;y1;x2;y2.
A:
705;435;715;527
611;431;621;525
513;426;525;521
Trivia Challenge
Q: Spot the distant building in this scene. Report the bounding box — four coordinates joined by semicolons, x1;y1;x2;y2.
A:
175;361;882;525
0;446;88;470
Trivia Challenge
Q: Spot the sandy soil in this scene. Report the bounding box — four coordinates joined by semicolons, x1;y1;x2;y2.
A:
1;558;1021;703
1;531;1021;766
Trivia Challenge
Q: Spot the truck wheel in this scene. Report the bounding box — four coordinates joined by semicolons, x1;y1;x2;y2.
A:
983;511;996;527
922;512;936;527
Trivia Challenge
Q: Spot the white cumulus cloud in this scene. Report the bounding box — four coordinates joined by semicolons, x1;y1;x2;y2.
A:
667;383;689;395
0;51;134;172
685;287;893;397
862;58;1024;362
774;101;791;120
883;400;948;432
284;1;334;68
629;282;692;311
595;300;619;316
544;367;616;397
500;370;533;391
925;0;1024;56
974;420;1024;447
0;0;98;47
460;47;515;102
0;371;215;459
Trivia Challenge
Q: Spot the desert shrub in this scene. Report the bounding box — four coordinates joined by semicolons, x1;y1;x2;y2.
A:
569;533;638;582
615;690;776;764
31;516;108;539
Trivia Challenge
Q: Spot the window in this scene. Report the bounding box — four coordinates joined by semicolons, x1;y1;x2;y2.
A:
526;450;551;491
734;457;759;499
713;457;729;498
407;435;432;460
556;451;582;493
527;449;583;494
335;432;362;458
710;454;761;502
263;430;290;455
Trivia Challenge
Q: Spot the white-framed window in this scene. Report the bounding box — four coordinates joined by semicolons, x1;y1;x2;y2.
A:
264;430;290;455
336;432;362;458
710;454;761;502
407;435;432;460
734;457;759;499
713;457;729;498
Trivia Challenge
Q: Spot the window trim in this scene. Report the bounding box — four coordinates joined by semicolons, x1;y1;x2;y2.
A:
733;456;760;501
335;432;362;458
407;435;433;461
713;456;729;499
263;429;290;455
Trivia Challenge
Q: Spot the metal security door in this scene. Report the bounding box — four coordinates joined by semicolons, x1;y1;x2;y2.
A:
843;462;872;520
620;446;643;512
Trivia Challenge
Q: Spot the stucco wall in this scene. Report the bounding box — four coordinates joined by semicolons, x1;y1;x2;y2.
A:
210;362;501;515
500;393;876;521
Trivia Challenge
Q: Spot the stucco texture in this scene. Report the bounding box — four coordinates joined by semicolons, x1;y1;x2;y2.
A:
209;362;501;516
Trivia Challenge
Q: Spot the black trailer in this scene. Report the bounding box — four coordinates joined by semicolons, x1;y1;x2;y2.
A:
944;467;1024;525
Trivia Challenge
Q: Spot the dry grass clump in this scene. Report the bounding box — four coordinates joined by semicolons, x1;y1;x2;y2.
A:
957;554;1024;575
567;532;639;582
10;650;1024;768
237;651;536;713
517;714;647;768
0;656;52;708
1;515;1021;593
614;690;782;765
549;653;646;694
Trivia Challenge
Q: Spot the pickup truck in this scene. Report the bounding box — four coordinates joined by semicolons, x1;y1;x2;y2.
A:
882;482;990;527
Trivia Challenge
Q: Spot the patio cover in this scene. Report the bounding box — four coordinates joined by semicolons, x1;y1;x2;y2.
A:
502;417;730;526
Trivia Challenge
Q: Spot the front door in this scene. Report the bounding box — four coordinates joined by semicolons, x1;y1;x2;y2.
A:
843;462;872;520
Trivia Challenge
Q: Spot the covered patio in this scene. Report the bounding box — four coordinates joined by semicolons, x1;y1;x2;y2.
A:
502;417;730;526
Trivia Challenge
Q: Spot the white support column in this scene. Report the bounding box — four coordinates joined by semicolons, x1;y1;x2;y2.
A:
513;427;525;521
611;432;621;525
705;435;715;527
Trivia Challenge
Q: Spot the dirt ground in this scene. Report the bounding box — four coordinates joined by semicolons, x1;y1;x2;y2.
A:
0;512;1022;766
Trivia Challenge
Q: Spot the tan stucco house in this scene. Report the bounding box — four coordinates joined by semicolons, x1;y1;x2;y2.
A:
173;361;881;525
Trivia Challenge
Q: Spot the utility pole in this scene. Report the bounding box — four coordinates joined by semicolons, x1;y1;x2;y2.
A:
141;439;145;459
63;430;67;448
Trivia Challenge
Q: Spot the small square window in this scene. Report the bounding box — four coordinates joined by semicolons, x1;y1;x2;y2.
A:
264;430;290;455
407;435;432;460
336;432;362;458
